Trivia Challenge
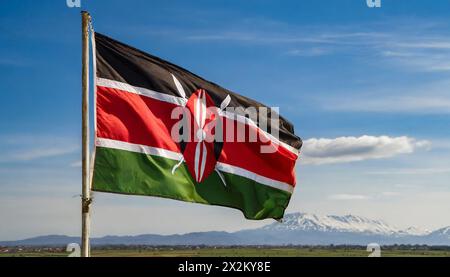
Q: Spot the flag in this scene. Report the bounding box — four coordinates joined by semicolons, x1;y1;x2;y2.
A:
91;32;302;220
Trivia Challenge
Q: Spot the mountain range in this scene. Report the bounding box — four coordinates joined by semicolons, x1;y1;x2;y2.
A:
1;213;449;246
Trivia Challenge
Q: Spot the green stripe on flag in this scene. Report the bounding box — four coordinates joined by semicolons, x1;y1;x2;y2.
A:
92;147;292;220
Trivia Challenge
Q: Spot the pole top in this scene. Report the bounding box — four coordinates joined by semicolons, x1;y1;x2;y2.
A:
81;11;91;19
81;11;92;25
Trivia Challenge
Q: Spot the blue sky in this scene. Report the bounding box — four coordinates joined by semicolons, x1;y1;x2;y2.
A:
0;0;450;240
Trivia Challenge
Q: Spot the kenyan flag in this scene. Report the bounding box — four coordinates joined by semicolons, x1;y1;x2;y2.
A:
92;33;302;220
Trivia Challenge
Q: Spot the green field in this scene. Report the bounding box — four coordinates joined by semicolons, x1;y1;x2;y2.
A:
2;247;450;257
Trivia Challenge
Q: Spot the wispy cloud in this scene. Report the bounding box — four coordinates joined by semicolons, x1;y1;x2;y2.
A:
154;19;450;116
381;191;400;197
0;134;78;163
329;191;405;201
0;57;30;68
301;135;430;165
319;79;450;114
5;147;78;162
366;168;450;175
182;26;388;46
286;47;333;57
393;184;422;189
328;194;369;200
152;17;450;114
172;17;450;73
70;160;82;168
379;46;450;72
323;96;450;114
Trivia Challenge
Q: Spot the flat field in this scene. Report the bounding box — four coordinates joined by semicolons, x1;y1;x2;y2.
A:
1;247;450;257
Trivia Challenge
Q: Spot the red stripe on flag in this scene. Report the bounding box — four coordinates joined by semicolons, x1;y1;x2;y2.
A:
219;117;297;186
96;86;181;153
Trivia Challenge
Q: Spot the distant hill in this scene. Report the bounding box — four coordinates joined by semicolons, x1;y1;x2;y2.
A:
1;213;449;246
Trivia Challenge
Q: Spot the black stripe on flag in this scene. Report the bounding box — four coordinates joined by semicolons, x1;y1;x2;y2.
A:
95;32;302;150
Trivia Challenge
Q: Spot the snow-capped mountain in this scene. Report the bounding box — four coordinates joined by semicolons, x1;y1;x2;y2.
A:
262;213;415;236
429;227;450;238
241;212;442;245
401;227;430;236
1;213;448;246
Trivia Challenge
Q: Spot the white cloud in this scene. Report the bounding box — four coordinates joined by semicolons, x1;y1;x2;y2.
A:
6;146;78;162
177;18;450;114
300;135;430;165
178;18;450;72
324;96;450;114
381;191;400;197
0;134;79;163
70;160;82;168
367;168;450;175
286;47;333;57
183;27;387;46
319;78;450;114
393;184;422;189
328;194;369;200
0;58;29;67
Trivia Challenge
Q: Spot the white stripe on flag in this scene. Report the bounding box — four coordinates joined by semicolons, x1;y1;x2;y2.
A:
220;110;300;156
95;137;183;161
96;77;187;106
216;162;295;194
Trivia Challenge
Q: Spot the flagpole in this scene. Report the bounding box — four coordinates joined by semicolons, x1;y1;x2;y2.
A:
81;10;91;258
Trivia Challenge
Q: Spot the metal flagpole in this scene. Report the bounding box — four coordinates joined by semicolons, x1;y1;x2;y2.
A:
81;10;91;258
